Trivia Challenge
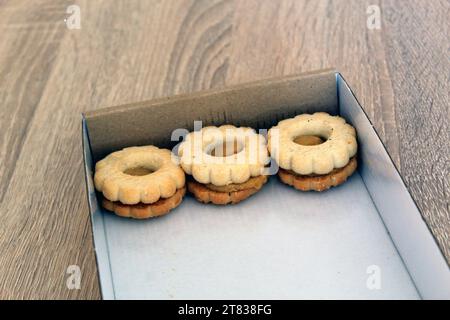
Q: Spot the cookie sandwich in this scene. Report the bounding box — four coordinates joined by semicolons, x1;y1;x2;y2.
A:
268;112;357;191
94;146;186;218
178;125;269;204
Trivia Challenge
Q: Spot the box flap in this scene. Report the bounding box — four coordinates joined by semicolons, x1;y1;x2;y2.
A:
84;69;337;162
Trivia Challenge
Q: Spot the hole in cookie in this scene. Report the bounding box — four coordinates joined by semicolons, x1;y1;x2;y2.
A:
123;166;155;176
208;139;244;157
293;135;326;146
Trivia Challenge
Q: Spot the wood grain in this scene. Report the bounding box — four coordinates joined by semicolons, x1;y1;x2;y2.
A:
0;0;448;299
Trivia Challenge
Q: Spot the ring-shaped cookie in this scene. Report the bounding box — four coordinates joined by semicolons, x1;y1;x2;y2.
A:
178;125;269;186
268;112;357;175
94;146;185;205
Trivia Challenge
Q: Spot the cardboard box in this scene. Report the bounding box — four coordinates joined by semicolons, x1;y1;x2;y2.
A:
82;69;450;299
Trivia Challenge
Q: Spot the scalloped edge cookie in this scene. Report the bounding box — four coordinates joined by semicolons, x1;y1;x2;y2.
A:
101;187;186;219
178;125;269;186
94;146;185;205
187;176;267;205
268;112;357;175
279;157;357;191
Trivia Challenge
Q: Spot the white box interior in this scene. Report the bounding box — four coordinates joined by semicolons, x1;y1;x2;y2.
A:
97;177;419;299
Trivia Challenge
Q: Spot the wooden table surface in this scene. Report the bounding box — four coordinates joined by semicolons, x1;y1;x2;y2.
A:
0;0;448;299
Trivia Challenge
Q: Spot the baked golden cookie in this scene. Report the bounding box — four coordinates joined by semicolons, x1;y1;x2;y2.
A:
94;146;185;218
268;112;358;191
279;157;357;191
101;187;186;219
188;175;268;205
178;125;269;204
